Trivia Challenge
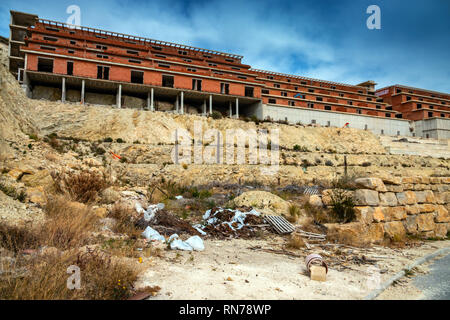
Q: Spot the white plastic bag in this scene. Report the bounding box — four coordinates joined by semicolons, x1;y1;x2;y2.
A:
185;236;205;251
141;226;165;242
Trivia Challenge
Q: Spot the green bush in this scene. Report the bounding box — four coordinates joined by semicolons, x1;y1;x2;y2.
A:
103;137;113;143
211;111;222;119
329;188;355;223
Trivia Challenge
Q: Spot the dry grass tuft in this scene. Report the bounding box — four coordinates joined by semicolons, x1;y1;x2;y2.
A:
108;202;140;237
0;248;141;300
51;170;110;203
286;233;305;249
42;195;99;250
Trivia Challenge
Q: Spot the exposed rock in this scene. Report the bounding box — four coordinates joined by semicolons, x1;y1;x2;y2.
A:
379;192;398;206
405;205;420;215
100;187;121;204
418;204;436;213
368;223;385;244
384;206;407;221
417;213;435;232
26;186;46;206
308;195;323;207
354;178;387;192
326;222;369;246
384;221;406;240
435;224;447;238
396;191;417;205
404;216;418;234
354;189;379;206
354;206;374;224
373;207;385;222
435;205;449;223
230;191;289;215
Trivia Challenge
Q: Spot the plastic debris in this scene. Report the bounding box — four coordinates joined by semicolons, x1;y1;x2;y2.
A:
195;207;263;238
142;226;165;242
175;195;183;200
185;235;205;251
168;234;193;251
144;203;165;222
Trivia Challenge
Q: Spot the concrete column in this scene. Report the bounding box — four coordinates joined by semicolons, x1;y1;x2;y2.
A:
180;91;184;115
150;87;154;111
209;94;212;114
235;97;239;119
202;100;206;116
116;84;122;108
61;77;66;103
147;91;150;110
229;101;232;118
81;79;85;105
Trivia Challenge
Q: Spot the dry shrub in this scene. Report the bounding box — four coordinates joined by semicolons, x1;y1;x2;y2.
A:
51;170;110;203
286;233;305;249
0;249;141;300
302;199;334;224
108;202;139;237
0;224;39;253
42;195;99;249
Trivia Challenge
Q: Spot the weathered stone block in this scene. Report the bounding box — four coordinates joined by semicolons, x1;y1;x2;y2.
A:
379;192;398;207
404;215;418;234
435;205;450;223
386;185;404;193
402;177;414;184
373;207;385;222
435;224;448;239
424;190;436;203
419;204;436;213
396;191;417;205
430;177;441;184
415;191;426;204
405;205;420;215
354;206;374;224
354;189;379;206
384;221;406;240
383;206;407;221
354;178;387;192
368;223;385;244
382;177;402;185
417;213;435;232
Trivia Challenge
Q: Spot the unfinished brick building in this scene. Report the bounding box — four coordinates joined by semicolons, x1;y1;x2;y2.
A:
8;11;450;138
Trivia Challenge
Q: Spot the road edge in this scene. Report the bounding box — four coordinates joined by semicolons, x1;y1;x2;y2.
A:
363;245;450;300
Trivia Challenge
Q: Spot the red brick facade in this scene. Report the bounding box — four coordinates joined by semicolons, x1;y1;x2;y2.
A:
375;85;450;120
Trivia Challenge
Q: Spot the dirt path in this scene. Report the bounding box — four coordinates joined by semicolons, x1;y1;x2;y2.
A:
135;237;450;300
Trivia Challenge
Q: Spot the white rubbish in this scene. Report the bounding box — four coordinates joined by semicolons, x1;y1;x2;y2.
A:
196;207;261;234
175;195;183;200
142;226;165;242
185;236;205;251
144;203;165;222
135;202;145;214
168;234;193;251
193;225;207;236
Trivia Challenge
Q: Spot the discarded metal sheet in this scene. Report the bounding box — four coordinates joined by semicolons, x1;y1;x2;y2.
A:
303;186;320;195
264;215;295;234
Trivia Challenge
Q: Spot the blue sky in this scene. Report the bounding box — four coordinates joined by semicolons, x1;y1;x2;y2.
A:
2;0;449;92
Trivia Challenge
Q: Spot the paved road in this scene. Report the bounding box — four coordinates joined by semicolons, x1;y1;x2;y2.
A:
413;253;450;300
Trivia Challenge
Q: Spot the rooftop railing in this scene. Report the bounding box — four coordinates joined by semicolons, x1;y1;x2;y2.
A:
36;18;244;60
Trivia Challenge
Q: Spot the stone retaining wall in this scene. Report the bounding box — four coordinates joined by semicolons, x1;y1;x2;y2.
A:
321;177;450;245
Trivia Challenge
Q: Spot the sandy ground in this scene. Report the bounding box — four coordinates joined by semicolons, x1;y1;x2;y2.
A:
135;236;450;300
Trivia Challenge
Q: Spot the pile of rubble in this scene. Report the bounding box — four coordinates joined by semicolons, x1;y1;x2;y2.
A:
194;206;265;239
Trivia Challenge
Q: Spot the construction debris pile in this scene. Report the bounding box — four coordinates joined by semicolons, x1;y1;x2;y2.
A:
135;203;200;236
194;207;265;239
